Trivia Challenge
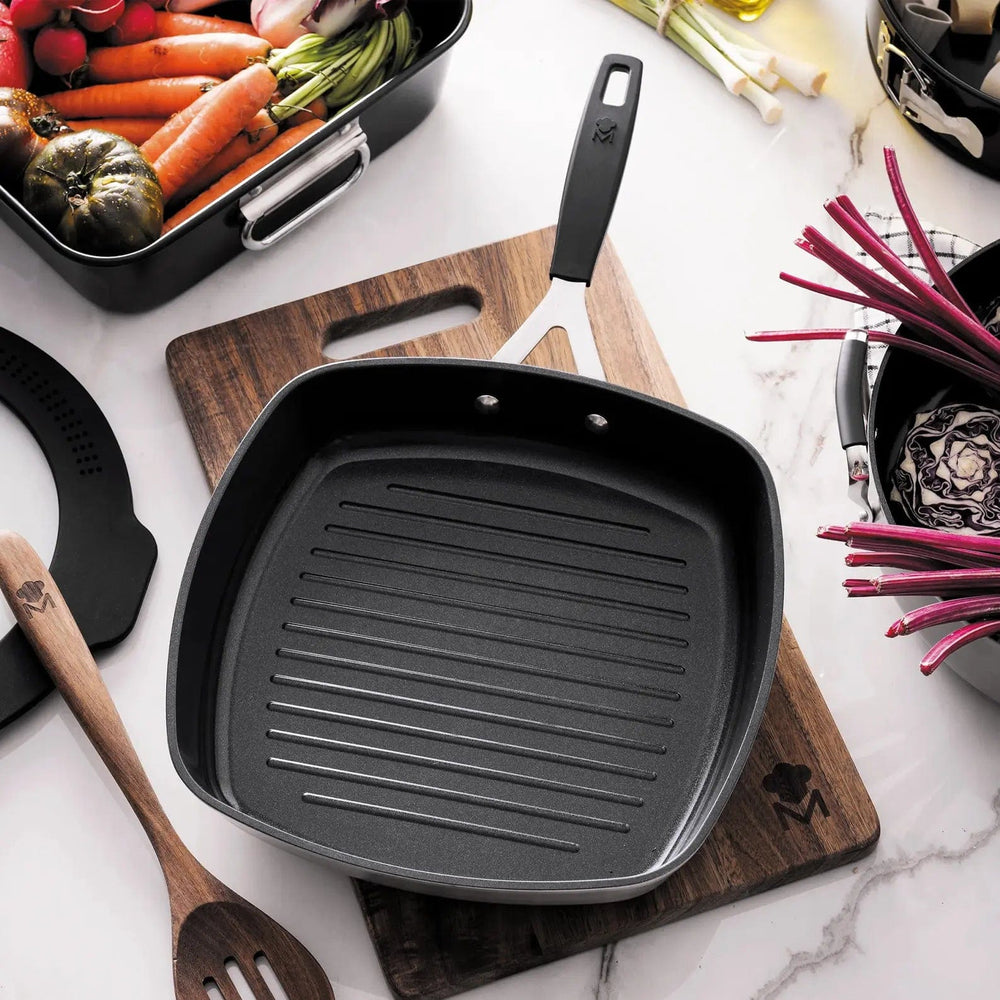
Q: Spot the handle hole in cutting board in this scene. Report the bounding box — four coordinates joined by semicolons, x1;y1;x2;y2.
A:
323;289;481;360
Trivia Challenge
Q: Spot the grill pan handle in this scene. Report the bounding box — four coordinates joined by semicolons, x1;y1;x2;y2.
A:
548;54;642;285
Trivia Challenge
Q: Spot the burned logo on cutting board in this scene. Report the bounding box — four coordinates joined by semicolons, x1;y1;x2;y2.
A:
762;763;830;830
16;580;55;618
593;117;617;143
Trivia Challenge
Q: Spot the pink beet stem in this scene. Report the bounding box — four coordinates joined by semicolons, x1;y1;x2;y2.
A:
919;619;1000;675
843;521;1000;557
848;539;995;570
883;148;976;320
833;194;885;242
873;568;1000;596
798;227;932;319
748;330;846;343
893;594;1000;636
865;333;1000;395
844;551;945;572
818;524;851;541
846;585;879;597
823;198;1000;365
755;328;1000;395
778;273;1000;371
796;229;998;370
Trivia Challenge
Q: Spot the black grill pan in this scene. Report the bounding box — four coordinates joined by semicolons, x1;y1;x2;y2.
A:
168;58;783;903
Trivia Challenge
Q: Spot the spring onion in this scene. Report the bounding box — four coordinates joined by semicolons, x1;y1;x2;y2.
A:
603;0;825;123
267;7;417;122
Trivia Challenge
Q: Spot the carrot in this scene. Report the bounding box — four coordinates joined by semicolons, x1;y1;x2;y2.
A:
67;117;166;145
170;109;277;203
152;11;258;36
140;80;219;160
88;34;270;84
164;119;323;233
288;96;328;127
43;76;221;118
153;62;276;201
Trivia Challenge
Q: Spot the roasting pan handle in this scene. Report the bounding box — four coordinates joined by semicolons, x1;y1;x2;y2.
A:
548;53;642;285
836;331;868;450
836;330;879;521
240;119;370;251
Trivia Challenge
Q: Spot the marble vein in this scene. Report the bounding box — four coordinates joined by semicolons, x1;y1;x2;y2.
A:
747;788;1000;1000
837;96;887;194
593;943;617;1000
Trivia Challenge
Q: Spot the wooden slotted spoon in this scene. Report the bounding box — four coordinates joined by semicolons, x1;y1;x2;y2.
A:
0;530;335;1000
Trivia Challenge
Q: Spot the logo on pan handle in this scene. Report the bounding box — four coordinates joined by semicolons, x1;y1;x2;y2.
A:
763;763;830;830
16;580;55;618
593;117;617;143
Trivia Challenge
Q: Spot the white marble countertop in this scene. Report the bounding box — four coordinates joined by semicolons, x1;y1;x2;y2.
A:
2;0;1000;997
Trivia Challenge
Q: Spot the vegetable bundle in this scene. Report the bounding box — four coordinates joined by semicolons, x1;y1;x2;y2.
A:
604;0;826;123
819;522;1000;675
749;147;1000;394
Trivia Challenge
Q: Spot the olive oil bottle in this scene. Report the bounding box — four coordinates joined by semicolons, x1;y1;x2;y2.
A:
707;0;775;20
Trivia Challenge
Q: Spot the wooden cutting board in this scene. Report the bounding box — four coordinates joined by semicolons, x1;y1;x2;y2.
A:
166;228;880;1000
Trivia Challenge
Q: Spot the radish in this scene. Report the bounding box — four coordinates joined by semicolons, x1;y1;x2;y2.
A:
0;2;33;87
74;0;123;32
105;0;153;43
33;20;85;74
9;0;53;29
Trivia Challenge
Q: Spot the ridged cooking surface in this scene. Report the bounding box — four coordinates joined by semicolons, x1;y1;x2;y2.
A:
218;446;737;885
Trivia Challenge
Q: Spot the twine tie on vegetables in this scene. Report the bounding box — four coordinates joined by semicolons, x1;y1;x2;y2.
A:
655;0;680;35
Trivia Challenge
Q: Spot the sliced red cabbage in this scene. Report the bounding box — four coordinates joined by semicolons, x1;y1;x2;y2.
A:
892;403;1000;535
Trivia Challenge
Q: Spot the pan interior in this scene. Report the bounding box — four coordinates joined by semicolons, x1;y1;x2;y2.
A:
174;361;779;894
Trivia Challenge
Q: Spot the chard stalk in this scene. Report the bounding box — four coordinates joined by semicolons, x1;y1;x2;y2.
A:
887;595;1000;637
920;620;1000;674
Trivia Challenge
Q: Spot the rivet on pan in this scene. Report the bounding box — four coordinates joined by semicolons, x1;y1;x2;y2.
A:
585;413;609;434
475;394;500;415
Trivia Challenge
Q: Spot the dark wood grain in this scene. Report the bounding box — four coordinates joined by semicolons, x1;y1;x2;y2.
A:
0;531;335;1000
167;228;880;1000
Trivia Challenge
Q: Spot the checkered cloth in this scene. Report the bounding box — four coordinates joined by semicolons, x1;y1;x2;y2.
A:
853;211;979;390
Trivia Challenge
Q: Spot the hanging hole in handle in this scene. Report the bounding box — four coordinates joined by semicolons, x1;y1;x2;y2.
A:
601;68;631;107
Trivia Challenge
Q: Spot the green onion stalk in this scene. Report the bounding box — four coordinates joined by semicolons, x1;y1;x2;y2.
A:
603;0;826;124
267;8;419;123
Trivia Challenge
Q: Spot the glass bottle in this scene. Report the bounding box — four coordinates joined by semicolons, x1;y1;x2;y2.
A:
705;0;776;21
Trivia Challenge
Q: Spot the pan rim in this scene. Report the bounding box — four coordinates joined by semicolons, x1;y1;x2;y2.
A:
167;357;784;901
